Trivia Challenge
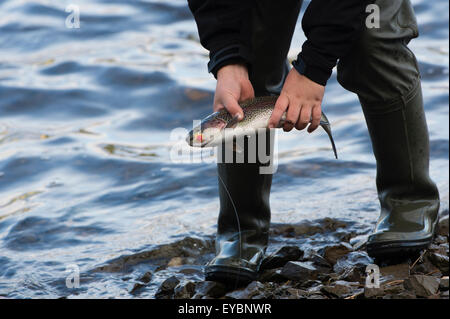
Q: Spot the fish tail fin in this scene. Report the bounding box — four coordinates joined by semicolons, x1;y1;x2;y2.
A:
320;113;338;159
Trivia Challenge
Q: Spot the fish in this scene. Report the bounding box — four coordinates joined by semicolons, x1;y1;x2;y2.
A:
186;95;338;159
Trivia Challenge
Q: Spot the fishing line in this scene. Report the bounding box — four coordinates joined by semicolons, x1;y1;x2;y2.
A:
217;171;243;287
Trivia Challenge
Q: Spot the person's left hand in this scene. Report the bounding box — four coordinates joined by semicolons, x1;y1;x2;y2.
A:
268;68;325;133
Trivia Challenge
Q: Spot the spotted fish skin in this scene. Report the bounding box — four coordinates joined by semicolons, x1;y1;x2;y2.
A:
216;96;278;129
187;96;338;159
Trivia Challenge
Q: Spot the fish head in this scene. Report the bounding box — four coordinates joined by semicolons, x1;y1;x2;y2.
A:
186;112;227;147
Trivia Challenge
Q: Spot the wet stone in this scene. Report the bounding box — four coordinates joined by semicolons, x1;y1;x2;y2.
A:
351;235;368;251
382;281;407;296
297;280;323;290
130;283;146;295
283;288;308;299
308;294;328;299
281;261;318;282
334;229;358;243
321;281;361;298
384;290;416;299
412;258;441;276
193;281;227;299
260;246;303;270
307;284;324;296
271;284;308;299
317;272;338;283
322;242;353;265
404;275;440;297
333;251;373;275
337;267;364;283
258;268;286;283
428;252;449;275
225;281;264;299
434;235;448;245
380;263;410;281
270;218;348;238
177;266;202;276
305;253;332;269
429;243;448;255
364;286;384;298
439;276;449;290
92;236;214;274
174;281;196;299
138;271;152;284
167;257;184;267
155;276;180;299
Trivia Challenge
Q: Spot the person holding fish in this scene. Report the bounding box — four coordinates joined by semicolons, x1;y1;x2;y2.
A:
187;0;440;284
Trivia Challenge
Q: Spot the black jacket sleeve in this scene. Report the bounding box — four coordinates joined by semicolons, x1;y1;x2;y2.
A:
187;0;253;78
293;0;372;86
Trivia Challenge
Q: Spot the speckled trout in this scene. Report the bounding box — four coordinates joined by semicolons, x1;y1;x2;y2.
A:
186;96;337;159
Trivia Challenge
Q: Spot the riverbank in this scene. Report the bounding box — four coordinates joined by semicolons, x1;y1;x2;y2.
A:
120;211;449;299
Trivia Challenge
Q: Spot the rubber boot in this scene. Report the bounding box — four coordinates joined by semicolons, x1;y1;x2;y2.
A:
205;0;302;285
362;82;440;258
336;0;440;259
205;140;274;284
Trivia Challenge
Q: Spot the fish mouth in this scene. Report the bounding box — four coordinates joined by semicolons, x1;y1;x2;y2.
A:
186;130;214;148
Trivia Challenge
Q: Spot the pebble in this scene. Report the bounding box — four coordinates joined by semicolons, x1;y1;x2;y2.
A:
149;219;449;300
321;281;361;298
333;251;373;275
225;281;265;299
380;263;410;281
281;261;318;282
192;281;227;299
439;276;449;290
428;252;449;275
322;242;353;265
260;246;303;270
155;276;180;299
174;281;196;299
258;268;286;283
403;275;440;297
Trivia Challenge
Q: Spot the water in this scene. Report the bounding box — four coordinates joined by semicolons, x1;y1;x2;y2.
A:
0;0;448;298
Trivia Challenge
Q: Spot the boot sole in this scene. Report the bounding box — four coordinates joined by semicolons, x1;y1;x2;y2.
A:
367;215;440;260
366;237;432;260
205;265;256;287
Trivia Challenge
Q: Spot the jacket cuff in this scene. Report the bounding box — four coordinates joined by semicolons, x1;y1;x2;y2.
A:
292;55;333;87
208;44;252;78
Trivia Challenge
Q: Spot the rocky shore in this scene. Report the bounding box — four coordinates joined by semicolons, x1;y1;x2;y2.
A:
97;212;449;299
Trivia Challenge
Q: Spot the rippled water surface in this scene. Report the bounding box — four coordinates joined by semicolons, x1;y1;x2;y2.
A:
0;0;448;298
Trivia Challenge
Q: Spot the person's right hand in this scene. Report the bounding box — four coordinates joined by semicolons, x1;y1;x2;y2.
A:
214;64;254;121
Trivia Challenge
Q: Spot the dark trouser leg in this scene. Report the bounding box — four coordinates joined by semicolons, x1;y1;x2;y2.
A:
205;0;302;284
337;0;440;259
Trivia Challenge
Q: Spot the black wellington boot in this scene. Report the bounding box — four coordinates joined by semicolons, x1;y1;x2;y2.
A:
205;0;303;285
362;81;440;259
205;143;273;284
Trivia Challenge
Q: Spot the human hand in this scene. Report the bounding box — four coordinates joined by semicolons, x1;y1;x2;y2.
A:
214;64;255;120
268;68;325;133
